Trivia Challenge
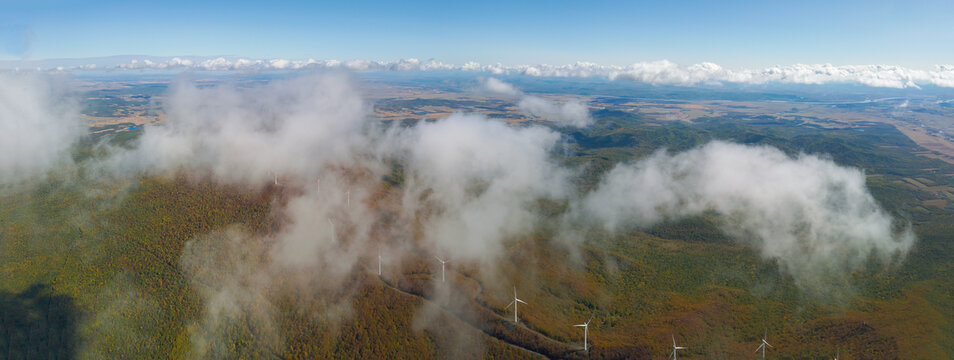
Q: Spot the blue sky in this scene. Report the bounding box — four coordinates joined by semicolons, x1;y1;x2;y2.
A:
2;0;952;68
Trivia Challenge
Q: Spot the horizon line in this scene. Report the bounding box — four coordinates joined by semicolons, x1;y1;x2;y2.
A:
3;55;954;89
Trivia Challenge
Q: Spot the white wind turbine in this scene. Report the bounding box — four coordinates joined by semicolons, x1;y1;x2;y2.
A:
669;335;686;360
755;329;773;359
434;256;448;283
574;313;594;352
505;286;528;323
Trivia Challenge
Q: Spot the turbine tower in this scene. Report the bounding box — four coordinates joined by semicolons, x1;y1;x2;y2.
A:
574;313;594;351
755;329;773;359
505;286;528;323
377;248;382;276
669;335;686;360
833;348;839;360
327;218;336;242
434;257;448;283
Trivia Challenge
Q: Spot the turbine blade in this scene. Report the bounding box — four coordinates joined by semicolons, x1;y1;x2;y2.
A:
672;334;676;346
574;324;586;327
675;346;686;350
506;301;514;309
587;313;594;324
755;344;764;352
516;299;527;304
766;342;773;347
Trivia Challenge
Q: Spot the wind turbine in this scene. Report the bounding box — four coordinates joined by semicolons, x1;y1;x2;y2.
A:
755;329;773;360
669;335;686;360
574;313;594;351
505;286;528;323
434;257;448;283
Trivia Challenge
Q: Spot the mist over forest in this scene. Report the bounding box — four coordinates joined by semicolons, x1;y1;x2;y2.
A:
2;69;943;359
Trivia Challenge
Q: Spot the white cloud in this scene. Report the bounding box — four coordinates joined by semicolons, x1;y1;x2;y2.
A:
387;113;573;263
577;141;915;287
108;72;369;183
0;73;83;186
930;65;954;87
16;56;954;89
474;77;593;127
104;73;579;268
1;70;915;292
518;96;593;128
476;77;522;97
2;69;920;354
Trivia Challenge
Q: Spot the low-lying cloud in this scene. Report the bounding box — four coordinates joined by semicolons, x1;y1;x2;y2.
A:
517;96;592;128
0;73;83;186
0;71;921;356
477;77;593;127
106;72;370;183
102;72;913;292
391;113;572;263
577;141;915;286
475;77;521;97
